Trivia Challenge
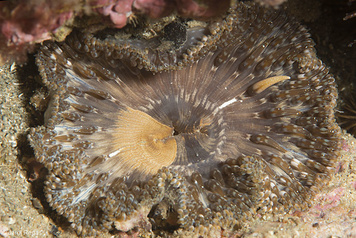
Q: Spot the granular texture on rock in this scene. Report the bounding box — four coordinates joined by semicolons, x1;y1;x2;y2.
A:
29;2;342;237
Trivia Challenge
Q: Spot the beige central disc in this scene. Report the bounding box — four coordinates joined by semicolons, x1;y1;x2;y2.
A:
113;107;177;175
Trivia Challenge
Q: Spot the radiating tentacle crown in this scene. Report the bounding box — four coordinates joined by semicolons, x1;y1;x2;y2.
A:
29;2;341;237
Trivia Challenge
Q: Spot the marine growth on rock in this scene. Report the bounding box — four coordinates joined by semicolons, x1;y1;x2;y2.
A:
29;2;342;237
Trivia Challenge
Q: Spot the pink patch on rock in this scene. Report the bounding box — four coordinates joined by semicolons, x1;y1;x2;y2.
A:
342;139;351;151
351;181;356;190
311;187;345;217
92;0;134;28
0;1;73;64
0;2;73;45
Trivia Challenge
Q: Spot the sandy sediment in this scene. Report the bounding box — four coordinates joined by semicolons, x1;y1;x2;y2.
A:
0;63;52;237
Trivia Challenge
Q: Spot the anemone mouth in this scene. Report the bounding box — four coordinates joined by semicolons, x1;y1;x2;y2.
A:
29;2;341;236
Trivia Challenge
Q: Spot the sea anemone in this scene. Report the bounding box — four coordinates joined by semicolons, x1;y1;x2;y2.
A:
29;2;341;236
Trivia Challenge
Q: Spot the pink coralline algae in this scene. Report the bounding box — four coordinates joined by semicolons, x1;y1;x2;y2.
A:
0;3;72;45
90;0;135;28
0;0;75;64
